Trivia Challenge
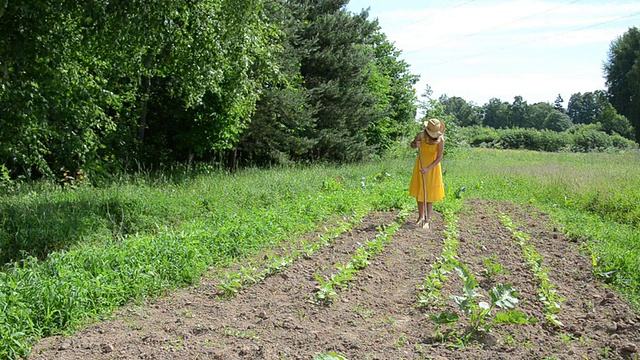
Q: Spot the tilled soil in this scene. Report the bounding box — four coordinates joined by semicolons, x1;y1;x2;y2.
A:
30;199;640;360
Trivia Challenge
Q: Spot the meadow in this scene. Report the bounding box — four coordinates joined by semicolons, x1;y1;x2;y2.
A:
1;147;639;358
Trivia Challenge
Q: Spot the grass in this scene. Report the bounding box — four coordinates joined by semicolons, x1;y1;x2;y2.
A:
1;146;639;357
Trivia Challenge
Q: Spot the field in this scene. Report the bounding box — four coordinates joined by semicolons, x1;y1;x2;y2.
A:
2;148;640;359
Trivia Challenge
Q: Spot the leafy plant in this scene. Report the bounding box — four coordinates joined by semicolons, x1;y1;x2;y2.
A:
431;260;535;342
314;273;338;303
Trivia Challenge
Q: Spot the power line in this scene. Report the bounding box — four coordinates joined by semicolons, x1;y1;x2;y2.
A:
428;10;640;65
396;0;477;30
404;0;584;55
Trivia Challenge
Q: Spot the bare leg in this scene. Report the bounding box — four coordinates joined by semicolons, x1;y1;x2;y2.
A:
424;202;433;229
416;200;425;224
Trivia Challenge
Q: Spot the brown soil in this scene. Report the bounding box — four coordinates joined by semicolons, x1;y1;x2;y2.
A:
30;199;640;360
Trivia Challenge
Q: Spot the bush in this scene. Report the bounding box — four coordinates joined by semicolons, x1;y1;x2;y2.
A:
458;125;635;153
610;133;638;150
460;126;499;148
498;128;544;151
537;130;571;152
569;124;613;152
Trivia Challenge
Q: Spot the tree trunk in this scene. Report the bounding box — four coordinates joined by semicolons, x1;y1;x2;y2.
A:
138;76;151;148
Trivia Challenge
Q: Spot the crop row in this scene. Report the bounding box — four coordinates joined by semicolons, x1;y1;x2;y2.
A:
499;213;565;327
216;211;368;298
314;207;410;304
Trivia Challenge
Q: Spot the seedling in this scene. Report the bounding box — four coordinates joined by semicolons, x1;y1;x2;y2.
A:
480;255;510;283
314;352;349;360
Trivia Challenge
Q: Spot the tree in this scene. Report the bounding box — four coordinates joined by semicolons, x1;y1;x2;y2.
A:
553;94;565;113
604;27;640;142
597;102;635;140
529;102;555;130
543;111;573;132
508;96;534;128
566;91;605;125
438;95;482;127
482;98;510;129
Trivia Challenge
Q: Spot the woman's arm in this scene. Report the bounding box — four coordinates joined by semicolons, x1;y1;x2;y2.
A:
410;132;423;149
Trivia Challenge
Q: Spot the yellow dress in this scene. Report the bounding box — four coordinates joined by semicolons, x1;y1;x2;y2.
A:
408;138;445;203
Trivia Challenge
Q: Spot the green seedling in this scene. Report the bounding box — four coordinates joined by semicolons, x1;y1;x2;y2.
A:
217;273;243;298
314;273;338;303
314;352;349;360
500;212;565;327
481;255;510;282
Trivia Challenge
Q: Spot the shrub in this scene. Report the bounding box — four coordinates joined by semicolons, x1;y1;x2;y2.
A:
461;126;499;148
498;128;543;151
569;124;613;151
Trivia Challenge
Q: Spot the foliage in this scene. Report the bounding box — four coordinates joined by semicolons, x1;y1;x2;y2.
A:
500;214;565;327
481;255;510;283
605;26;640;142
458;125;636;152
314;352;349;360
567;91;606;125
0;0;420;176
438;95;482;127
314;214;406;304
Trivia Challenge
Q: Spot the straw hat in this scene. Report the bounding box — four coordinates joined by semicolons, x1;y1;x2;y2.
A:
424;118;445;139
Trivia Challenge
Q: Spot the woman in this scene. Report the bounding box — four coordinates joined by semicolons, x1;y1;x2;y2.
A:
408;118;445;229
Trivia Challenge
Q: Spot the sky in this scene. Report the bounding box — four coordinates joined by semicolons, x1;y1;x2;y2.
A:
345;0;640;106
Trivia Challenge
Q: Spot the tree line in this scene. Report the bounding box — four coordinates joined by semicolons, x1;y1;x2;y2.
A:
0;0;419;180
434;91;634;140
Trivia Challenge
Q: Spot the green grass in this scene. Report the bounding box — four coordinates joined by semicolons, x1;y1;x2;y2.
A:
1;147;639;358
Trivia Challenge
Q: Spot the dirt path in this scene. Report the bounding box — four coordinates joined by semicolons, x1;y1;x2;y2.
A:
30;199;640;359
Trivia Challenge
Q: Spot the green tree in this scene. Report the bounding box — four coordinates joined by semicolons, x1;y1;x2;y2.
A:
482;98;510;129
553;94;565;113
0;0;278;176
237;0;317;166
566;91;605;125
294;0;397;162
543;111;573;132
439;95;482;127
508;96;533;128
604;27;640;142
529;102;555;130
596;102;635;140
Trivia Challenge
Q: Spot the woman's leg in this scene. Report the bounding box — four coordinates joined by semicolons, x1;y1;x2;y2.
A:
416;200;425;224
424;202;433;229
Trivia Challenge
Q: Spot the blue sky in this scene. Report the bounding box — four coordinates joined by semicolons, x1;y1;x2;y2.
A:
345;0;640;106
